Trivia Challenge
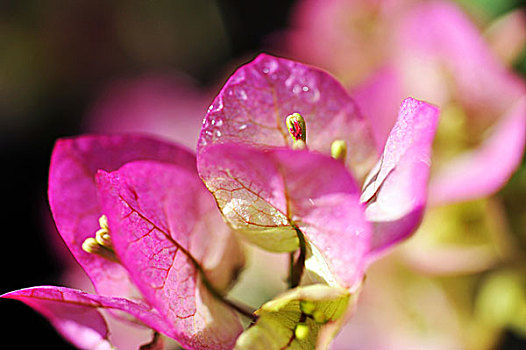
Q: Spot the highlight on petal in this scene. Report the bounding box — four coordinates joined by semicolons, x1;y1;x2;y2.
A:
430;97;526;205
48;134;195;298
96;160;244;350
1;286;173;350
234;284;352;350
361;98;439;259
198;53;377;180
199;143;370;288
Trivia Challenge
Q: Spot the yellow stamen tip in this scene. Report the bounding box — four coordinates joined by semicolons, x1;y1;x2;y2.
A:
294;323;309;340
331;139;347;162
82;237;119;263
82;237;101;254
98;215;109;230
95;228;113;249
300;300;316;315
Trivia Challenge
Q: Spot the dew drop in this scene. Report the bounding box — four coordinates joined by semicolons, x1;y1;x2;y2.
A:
239;124;248;131
236;88;248;100
214;129;222;138
211;117;224;127
261;58;278;75
209;98;223;113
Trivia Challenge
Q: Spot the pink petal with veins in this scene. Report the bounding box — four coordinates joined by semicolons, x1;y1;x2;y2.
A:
198;53;377;180
2;286;173;350
361;98;439;259
199;143;370;288
48;134;195;298
96;161;243;350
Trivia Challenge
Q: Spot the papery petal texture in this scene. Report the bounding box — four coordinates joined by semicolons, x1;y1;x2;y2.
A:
361;98;439;258
1;287;173;350
199;143;370;287
48;135;195;298
198;53;377;180
96;161;243;350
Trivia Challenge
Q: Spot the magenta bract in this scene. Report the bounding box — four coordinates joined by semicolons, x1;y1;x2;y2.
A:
197;54;439;286
5;134;244;350
287;0;526;205
48;134;195;298
198;53;378;181
199;144;370;288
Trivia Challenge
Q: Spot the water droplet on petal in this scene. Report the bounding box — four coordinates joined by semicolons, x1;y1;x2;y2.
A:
239;124;248;131
236;88;248;100
214;129;222;138
209;98;223;113
261;58;278;75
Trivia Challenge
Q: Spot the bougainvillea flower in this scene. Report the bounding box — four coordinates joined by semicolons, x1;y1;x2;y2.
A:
235;284;353;350
2;135;245;350
285;0;526;205
85;74;211;149
197;54;439;288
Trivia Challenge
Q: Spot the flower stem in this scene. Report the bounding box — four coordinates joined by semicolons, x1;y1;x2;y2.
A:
194;260;256;321
288;225;306;289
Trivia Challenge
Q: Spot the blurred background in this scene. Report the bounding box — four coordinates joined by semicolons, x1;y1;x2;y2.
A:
1;0;525;349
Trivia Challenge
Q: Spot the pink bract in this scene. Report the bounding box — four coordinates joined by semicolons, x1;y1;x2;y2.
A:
97;160;243;349
198;53;378;181
199;144;370;288
286;0;526;204
48;134;195;298
4;134;244;350
197;54;439;283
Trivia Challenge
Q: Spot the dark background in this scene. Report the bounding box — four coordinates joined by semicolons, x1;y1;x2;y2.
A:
0;0;294;348
1;0;525;349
